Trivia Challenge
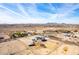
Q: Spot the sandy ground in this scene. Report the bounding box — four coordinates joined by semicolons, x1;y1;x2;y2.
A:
0;36;79;55
0;26;79;55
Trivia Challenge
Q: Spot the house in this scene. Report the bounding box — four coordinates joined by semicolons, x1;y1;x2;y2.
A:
28;35;49;46
31;35;49;42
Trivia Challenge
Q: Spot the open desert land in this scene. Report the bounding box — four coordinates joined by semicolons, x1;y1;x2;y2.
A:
0;24;79;55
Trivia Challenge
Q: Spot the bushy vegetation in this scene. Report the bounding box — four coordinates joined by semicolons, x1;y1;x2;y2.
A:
10;31;28;39
54;30;72;33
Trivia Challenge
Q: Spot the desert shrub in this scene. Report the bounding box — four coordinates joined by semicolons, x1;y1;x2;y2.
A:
74;30;78;32
63;30;71;33
56;30;71;33
63;46;68;54
10;31;28;39
0;37;4;39
32;32;38;35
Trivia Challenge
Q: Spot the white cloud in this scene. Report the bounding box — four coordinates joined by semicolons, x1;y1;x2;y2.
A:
0;3;79;24
0;6;48;24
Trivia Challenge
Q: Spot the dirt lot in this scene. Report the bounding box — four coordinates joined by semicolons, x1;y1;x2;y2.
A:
0;24;79;55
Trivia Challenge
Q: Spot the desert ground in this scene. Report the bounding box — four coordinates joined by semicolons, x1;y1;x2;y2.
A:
0;24;79;55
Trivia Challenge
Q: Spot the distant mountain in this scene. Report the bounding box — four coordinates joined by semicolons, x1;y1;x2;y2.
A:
0;23;79;28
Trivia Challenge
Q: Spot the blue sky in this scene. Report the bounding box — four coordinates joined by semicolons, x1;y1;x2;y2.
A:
0;3;79;24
